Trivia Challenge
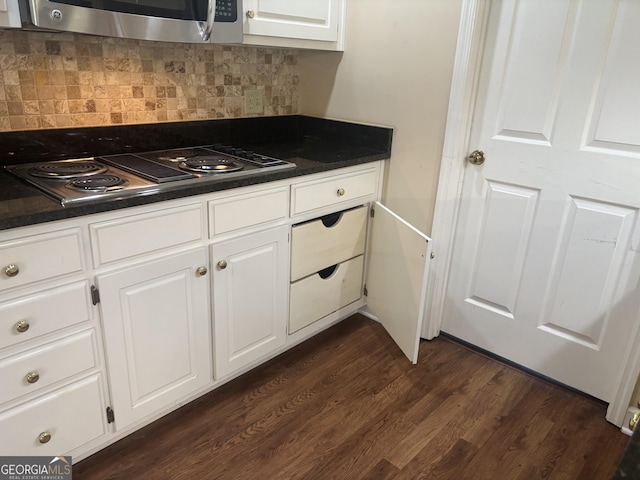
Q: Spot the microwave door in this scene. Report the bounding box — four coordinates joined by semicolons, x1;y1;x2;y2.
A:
21;0;243;44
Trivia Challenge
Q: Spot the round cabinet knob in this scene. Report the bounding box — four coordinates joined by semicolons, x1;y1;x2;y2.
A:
196;266;208;277
217;260;228;270
26;371;40;384
337;188;345;197
15;320;30;333
38;432;52;444
4;264;19;277
246;9;255;18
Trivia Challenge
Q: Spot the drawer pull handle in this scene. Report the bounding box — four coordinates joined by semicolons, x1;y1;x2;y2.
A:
196;266;208;276
217;260;228;270
318;264;338;279
26;371;40;384
336;188;345;197
15;320;30;333
321;211;342;228
38;432;51;444
4;264;19;277
246;9;255;18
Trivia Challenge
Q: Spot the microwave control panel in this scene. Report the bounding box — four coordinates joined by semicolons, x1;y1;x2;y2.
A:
215;0;238;22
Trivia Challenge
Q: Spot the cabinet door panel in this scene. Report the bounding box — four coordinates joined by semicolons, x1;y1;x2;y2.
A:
244;0;343;43
213;227;288;378
97;248;211;430
366;202;432;364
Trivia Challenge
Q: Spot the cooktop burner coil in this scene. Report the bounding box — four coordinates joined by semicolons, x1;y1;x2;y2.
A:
179;156;244;173
67;174;128;191
29;160;108;179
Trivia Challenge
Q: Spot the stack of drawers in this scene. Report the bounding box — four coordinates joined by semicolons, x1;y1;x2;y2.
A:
0;228;106;456
289;205;368;333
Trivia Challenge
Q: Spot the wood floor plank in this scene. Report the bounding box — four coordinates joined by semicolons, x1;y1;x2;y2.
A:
73;314;629;480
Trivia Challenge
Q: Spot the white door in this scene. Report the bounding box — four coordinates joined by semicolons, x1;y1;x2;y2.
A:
442;0;640;402
212;226;288;379
366;202;432;363
97;248;212;429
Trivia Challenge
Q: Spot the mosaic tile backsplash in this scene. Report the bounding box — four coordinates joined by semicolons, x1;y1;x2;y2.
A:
0;30;299;131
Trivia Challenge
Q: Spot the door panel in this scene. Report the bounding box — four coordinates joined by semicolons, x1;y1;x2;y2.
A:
366;202;432;364
466;181;539;319
212;227;288;378
97;248;211;429
443;0;640;401
586;1;640;153
493;0;573;145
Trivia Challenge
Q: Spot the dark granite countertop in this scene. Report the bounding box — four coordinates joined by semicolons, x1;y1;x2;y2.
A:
0;116;393;231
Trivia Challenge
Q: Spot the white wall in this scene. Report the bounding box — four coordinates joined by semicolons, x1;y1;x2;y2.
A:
298;0;462;234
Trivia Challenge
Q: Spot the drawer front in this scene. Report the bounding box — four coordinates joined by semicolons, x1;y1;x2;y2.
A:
289;255;364;334
0;282;91;350
0;330;97;405
0;374;106;456
0;229;83;292
291;206;367;282
291;167;377;216
209;186;288;237
90;203;203;266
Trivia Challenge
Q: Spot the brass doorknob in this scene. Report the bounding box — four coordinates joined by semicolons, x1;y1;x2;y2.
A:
38;432;51;444
468;150;486;165
217;260;228;270
246;9;255;18
630;411;640;431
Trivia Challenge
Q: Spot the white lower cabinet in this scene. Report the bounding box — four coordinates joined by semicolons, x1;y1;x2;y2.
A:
288;189;433;363
96;248;212;430
0;161;435;460
212;226;288;378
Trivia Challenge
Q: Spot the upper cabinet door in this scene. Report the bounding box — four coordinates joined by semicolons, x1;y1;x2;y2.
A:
0;0;21;28
243;0;345;49
366;202;432;364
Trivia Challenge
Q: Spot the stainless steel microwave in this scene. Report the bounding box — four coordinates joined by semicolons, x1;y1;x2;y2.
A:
18;0;243;43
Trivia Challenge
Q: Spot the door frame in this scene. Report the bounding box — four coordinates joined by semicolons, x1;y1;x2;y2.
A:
425;0;640;426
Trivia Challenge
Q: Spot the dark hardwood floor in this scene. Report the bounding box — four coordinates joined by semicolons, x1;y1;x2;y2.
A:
74;314;629;479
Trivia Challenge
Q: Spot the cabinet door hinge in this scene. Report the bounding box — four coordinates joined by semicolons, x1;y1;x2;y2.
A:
363;284;368;296
106;406;115;424
91;285;100;305
370;206;375;218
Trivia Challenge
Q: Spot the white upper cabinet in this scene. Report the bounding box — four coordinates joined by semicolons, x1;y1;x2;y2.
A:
0;0;20;28
243;0;346;51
